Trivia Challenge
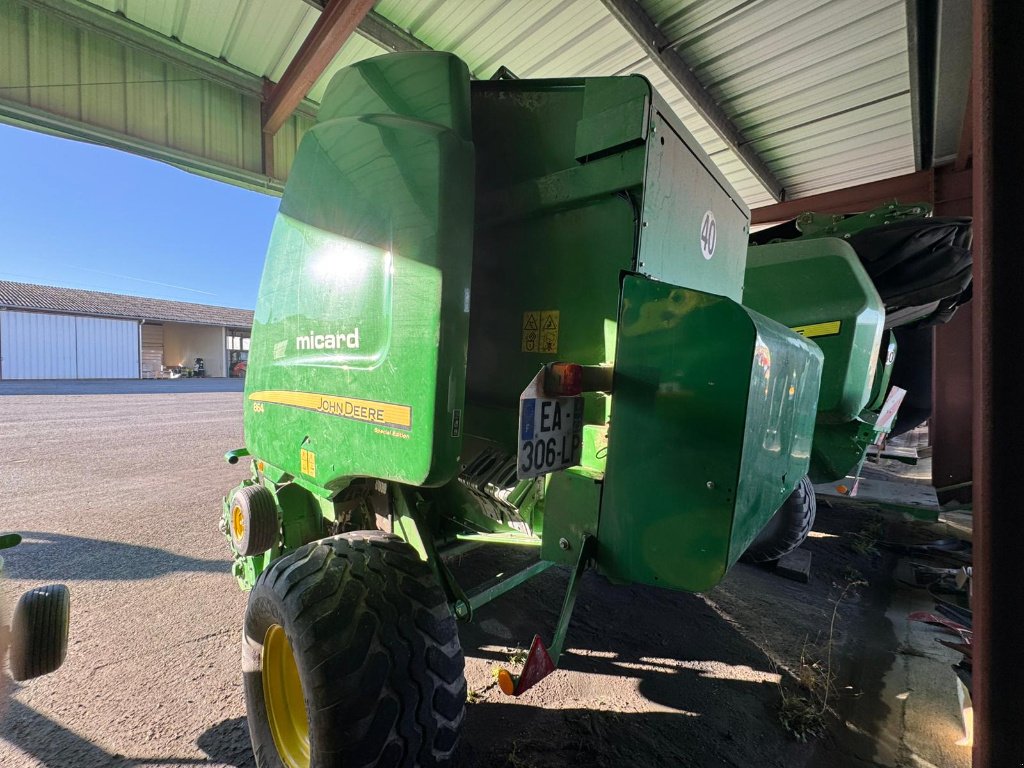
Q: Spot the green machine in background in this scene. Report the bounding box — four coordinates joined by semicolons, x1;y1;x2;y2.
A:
744;202;972;490
220;51;822;768
745;229;890;484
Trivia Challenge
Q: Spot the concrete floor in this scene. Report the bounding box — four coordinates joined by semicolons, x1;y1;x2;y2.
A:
0;387;252;768
0;385;971;767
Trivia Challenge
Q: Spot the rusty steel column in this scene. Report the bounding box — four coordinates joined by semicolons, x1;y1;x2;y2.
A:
972;0;1024;764
931;311;972;502
932;165;974;504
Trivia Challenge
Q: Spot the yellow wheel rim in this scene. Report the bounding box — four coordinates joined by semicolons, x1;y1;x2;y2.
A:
231;504;245;541
262;624;310;768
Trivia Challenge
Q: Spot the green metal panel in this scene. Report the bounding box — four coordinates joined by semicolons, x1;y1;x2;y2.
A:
540;469;602;566
462;74;753;450
599;275;821;592
808;419;878;484
744;237;884;422
243;53;474;490
574;77;650;161
318;52;471;139
805;333;895;484
465;78;647;445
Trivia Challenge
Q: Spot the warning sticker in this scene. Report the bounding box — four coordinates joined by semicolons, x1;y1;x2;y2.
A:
300;448;317;477
523;310;559;353
791;320;842;339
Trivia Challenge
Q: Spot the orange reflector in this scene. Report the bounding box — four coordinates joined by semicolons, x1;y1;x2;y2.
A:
836;484;849;495
496;668;516;696
257;461;265;473
546;363;582;396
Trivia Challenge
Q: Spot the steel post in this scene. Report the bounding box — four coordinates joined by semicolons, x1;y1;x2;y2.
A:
972;0;1024;763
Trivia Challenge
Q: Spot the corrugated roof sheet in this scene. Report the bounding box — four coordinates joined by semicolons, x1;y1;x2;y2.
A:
372;0;915;204
640;0;916;199
0;280;253;327
0;1;274;187
67;0;917;207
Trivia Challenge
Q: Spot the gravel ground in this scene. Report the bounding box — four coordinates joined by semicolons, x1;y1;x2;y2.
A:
0;386;963;767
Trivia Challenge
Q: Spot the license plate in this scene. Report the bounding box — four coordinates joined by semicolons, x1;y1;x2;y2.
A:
517;392;583;479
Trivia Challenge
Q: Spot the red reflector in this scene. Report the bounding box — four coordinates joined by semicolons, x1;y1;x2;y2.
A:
547;363;582;396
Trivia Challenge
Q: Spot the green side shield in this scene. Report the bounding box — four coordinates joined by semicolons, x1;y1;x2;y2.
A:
599;276;822;592
243;53;474;490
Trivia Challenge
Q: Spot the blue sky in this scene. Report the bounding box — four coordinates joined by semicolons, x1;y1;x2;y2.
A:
0;123;280;309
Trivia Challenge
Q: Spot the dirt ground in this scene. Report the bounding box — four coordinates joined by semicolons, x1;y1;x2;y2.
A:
0;385;967;767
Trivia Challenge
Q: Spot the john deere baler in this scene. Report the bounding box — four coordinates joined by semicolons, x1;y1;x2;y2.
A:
221;52;822;768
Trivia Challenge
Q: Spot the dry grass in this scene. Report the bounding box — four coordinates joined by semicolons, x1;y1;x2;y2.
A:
849;516;885;556
774;576;867;741
778;692;827;743
491;645;529;682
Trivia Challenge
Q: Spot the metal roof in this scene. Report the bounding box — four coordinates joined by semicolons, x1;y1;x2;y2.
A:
0;280;254;327
3;0;921;208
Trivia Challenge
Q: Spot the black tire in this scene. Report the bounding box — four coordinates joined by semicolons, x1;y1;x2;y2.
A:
742;475;817;564
9;584;70;681
242;531;466;768
231;485;279;557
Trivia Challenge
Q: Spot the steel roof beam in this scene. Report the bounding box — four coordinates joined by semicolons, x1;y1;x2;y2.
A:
262;0;377;136
0;96;284;195
357;11;433;52
906;0;938;170
599;0;785;202
750;170;935;225
300;1;433;53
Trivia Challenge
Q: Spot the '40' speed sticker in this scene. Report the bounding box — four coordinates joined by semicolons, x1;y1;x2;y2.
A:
700;210;717;260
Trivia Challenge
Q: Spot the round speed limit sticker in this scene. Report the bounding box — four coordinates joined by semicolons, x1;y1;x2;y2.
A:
700;210;717;260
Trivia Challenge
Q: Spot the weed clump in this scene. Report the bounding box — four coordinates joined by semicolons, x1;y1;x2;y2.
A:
773;577;867;741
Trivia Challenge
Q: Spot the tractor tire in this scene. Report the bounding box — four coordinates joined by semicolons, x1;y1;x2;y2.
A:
9;584;70;681
742;475;817;564
242;531;466;768
230;485;279;557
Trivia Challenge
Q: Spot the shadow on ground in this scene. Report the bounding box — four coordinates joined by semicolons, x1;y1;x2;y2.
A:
2;531;225;581
1;699;203;767
2;504;899;768
448;501;899;767
186;520;898;768
197;718;255;768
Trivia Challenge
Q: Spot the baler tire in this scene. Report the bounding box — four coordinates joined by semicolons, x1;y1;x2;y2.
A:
242;531;466;768
742;475;817;564
9;584;70;681
230;485;279;557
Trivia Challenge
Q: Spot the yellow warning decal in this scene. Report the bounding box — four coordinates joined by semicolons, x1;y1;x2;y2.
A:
300;448;317;477
249;391;412;430
790;320;842;339
522;310;560;353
